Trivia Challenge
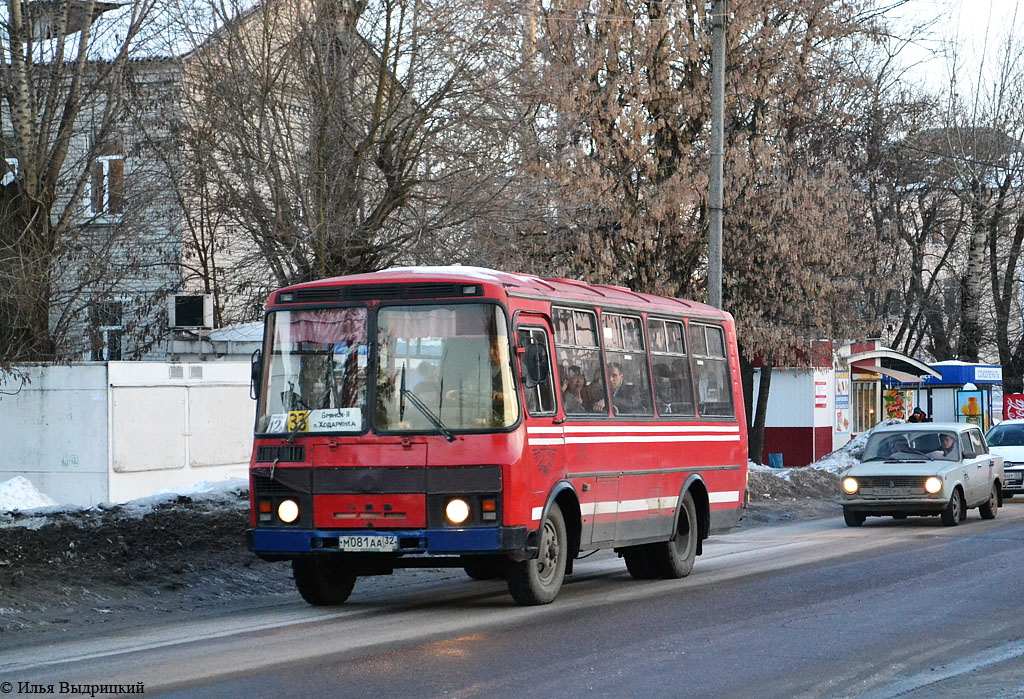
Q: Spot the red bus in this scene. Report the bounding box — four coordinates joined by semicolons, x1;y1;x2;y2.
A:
247;266;748;605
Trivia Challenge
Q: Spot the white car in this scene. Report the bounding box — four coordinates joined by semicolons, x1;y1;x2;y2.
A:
986;418;1024;499
840;423;1003;527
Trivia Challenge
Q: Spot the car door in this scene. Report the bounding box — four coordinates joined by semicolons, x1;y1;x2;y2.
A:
960;430;986;505
969;428;996;503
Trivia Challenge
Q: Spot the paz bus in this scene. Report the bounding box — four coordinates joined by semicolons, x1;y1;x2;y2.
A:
246;266;748;605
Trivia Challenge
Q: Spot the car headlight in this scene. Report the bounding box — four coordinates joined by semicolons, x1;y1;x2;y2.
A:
445;498;470;524
925;477;943;494
278;499;299;523
842;477;859;494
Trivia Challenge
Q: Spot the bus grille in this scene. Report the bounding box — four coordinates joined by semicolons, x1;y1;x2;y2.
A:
252;473;299;497
255;445;306;462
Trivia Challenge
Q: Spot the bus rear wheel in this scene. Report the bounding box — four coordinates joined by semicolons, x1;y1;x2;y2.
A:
507;503;567;605
292;557;356;606
622;546;658;579
648;491;698;579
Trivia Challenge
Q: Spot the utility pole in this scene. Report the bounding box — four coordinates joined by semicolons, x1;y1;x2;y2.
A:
709;0;726;309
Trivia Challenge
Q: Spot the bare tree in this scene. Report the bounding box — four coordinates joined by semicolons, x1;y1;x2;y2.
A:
1;0;175;368
160;0;530;322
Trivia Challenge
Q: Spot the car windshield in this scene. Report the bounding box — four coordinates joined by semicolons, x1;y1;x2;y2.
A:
986;423;1024;447
862;431;960;462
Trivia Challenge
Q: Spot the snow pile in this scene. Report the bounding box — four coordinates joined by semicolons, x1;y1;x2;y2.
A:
0;477;59;513
118;478;249;517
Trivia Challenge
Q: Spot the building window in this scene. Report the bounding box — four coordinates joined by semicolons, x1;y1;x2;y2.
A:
2;157;17;186
89;146;124;217
91;301;123;360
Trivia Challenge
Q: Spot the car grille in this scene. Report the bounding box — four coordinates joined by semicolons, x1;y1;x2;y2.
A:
856;475;929;498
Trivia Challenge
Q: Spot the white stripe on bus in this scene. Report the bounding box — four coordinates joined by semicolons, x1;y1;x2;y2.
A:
531;491;740;521
527;435;741;446
564;425;739;434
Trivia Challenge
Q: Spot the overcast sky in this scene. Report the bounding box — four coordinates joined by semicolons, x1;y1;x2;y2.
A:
892;0;1023;90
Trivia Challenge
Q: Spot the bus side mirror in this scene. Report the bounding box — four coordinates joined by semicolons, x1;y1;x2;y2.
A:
523;342;549;389
250;349;263;401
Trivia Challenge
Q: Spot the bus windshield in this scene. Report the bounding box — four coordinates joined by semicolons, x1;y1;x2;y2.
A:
375;303;518;432
257;307;370;435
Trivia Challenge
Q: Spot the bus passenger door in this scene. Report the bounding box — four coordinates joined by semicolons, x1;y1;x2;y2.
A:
515;319;567;528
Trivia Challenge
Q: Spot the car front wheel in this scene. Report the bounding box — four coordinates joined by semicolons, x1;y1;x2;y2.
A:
843;507;865;527
940;488;964;527
979;483;998;520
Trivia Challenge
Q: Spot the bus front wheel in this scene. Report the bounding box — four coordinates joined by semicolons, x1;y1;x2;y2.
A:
292;557;356;606
507;503;567;605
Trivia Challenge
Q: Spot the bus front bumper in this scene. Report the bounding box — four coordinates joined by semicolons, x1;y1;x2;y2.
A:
247;526;529;560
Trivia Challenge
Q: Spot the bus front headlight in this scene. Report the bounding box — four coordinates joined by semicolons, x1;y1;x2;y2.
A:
278;499;300;523
445;498;470;524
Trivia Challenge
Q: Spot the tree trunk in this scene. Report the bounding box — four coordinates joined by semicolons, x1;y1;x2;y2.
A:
958;180;987;362
749;352;773;465
738;344;754;431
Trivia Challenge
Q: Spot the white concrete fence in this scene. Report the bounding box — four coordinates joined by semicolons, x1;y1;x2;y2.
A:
0;362;255;507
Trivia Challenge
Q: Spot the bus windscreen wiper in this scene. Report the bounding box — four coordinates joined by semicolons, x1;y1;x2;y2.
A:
400;364;454;442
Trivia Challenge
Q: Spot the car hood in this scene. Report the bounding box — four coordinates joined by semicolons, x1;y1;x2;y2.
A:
990;445;1024;466
843;460;953;478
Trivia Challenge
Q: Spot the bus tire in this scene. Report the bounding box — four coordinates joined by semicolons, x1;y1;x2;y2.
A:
649;490;698;579
622;545;658;579
507;503;567;605
292;557;356;606
462;557;506;580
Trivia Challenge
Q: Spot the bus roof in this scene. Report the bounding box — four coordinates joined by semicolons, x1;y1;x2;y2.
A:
272;265;731;320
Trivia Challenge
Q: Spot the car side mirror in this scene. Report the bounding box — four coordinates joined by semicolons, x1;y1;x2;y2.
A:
250;349;263;400
522;342;550;389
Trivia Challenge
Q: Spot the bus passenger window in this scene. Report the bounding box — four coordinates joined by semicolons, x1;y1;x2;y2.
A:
689;323;733;417
648;318;695;417
553;308;606;415
517;327;556;416
601;313;653;415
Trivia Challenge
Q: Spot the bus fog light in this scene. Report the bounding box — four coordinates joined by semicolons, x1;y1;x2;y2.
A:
278;499;300;523
446;498;470;524
842;477;859;494
925;477;943;494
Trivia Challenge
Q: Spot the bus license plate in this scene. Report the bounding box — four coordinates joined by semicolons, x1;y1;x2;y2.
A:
337;535;398;552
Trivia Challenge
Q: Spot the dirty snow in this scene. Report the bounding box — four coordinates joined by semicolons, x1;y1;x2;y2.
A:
0;476;58;512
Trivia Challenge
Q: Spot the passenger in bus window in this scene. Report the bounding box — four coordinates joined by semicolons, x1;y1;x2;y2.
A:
561;366;587;413
605;362;640;414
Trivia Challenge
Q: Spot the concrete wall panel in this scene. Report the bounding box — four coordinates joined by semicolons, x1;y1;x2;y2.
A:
189;385;255;468
111;387;188;472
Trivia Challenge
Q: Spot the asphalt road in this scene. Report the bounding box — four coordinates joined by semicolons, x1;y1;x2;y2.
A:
3;503;1024;698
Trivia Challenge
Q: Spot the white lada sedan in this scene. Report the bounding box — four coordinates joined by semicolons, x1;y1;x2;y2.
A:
841;423;1003;527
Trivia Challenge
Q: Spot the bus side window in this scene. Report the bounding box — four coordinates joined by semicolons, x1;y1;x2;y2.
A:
553;307;606;415
649;318;695;417
689;323;734;417
602;312;654;415
517;327;556;416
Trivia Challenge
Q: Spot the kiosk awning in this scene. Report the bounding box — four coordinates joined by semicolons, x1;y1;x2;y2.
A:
847;348;942;382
